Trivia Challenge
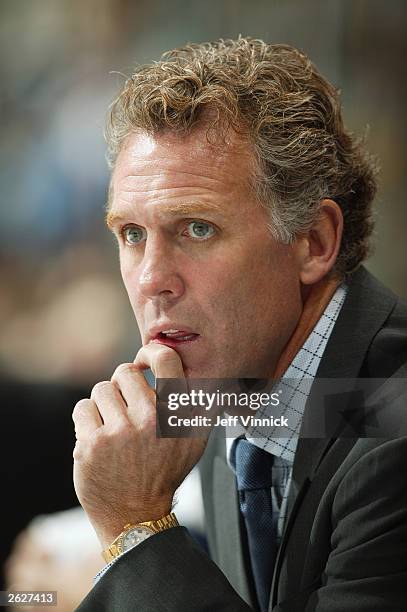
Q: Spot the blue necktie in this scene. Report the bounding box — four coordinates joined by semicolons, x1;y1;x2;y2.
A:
231;438;277;612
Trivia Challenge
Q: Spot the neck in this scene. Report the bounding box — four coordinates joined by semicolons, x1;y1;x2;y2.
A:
273;276;341;379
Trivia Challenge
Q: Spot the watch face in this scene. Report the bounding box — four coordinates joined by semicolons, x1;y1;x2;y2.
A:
122;526;154;551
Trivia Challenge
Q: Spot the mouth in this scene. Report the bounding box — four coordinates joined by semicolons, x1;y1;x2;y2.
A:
150;329;200;348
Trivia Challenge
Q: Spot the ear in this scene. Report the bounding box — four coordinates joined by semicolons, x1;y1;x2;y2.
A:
297;199;343;285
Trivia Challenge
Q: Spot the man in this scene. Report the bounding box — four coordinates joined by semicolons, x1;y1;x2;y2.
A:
73;38;407;610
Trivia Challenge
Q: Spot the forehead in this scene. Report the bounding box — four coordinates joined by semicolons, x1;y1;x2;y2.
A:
109;127;256;211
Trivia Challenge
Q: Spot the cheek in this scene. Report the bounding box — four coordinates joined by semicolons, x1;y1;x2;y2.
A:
126;290;145;333
194;260;258;327
120;250;134;278
225;248;299;318
120;259;142;314
192;261;237;304
121;268;133;303
120;252;141;292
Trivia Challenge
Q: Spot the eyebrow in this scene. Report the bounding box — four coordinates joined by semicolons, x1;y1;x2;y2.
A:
106;201;224;230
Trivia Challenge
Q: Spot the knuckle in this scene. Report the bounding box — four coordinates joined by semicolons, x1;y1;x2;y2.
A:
91;425;127;450
112;362;137;379
110;416;130;436
112;422;133;443
91;380;112;398
136;403;157;430
86;428;107;453
72;398;91;420
91;427;106;444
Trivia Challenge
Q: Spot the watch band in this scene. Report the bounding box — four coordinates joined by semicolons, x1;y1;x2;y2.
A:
102;512;179;563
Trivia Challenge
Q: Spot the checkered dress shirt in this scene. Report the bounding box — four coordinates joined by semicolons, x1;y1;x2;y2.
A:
226;283;348;541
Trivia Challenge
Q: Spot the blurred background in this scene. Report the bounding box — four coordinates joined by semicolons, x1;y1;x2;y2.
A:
1;0;406;608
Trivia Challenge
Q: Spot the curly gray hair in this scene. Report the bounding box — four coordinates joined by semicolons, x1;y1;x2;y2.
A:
106;37;378;276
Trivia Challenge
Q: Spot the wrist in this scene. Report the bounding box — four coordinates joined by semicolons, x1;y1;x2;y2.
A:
93;503;174;549
101;512;179;563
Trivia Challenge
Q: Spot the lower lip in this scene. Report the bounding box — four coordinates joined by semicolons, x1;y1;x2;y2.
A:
151;335;200;349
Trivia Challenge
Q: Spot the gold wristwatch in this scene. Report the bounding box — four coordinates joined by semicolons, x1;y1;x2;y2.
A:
102;512;179;563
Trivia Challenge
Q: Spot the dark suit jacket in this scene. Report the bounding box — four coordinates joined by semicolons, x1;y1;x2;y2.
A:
77;267;407;611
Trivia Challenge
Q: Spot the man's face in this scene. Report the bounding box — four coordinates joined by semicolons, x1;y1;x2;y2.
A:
108;128;304;377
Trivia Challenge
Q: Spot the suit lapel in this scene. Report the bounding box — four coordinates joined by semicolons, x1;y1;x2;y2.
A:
212;455;256;606
295;267;397;480
270;267;398;607
201;426;256;607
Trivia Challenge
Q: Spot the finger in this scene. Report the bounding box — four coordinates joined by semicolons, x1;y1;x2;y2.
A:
111;362;155;407
90;381;127;424
72;398;103;438
134;344;185;378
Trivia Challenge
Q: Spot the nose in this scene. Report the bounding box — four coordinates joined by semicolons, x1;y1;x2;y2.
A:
137;237;185;302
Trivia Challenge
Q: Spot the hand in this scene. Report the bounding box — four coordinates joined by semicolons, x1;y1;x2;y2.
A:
72;343;207;549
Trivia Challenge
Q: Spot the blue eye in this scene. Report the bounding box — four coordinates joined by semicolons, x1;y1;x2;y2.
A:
186;221;215;240
123;225;146;245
